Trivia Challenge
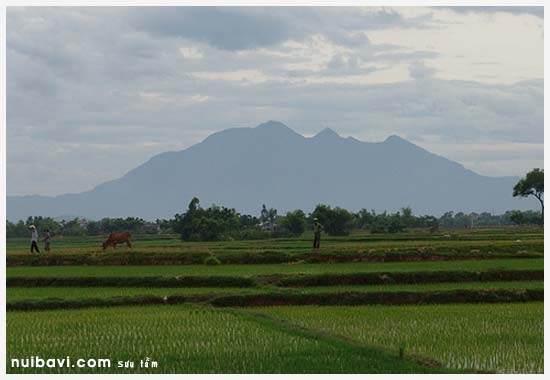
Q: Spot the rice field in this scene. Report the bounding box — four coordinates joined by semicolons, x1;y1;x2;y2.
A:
6;227;544;374
7;281;544;302
6;227;543;256
257;303;544;373
7;304;444;374
7;258;543;278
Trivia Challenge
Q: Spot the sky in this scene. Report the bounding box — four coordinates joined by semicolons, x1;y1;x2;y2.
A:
7;6;544;196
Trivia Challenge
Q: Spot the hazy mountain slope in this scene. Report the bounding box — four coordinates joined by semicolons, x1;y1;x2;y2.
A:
7;121;535;220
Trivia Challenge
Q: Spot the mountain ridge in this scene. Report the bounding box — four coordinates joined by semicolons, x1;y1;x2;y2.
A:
7;121;535;220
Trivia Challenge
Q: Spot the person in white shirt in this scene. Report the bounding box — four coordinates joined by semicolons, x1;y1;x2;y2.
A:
29;225;40;254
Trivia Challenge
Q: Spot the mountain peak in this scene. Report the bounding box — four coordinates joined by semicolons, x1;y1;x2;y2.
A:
253;121;305;141
313;127;340;140
255;120;291;131
384;134;411;144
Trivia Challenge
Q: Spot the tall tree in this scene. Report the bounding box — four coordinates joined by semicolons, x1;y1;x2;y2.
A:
260;204;268;223
260;204;277;229
280;210;307;237
513;168;544;224
174;197;240;241
508;210;525;226
311;204;354;236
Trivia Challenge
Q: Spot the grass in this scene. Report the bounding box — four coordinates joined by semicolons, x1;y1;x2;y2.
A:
6;228;543;257
209;289;543;308
9;248;542;267
256;302;544;373
6;237;543;256
7;304;444;374
8;288;543;311
7;286;260;301
7;258;543;278
7;281;543;302
289;281;544;294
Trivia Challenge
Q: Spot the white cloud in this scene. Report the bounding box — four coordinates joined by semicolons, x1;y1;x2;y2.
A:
368;8;543;84
138;91;211;105
179;46;203;59
191;70;278;84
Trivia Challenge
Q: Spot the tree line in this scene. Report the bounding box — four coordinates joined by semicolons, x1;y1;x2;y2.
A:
7;168;544;240
6;216;150;238
6;204;541;240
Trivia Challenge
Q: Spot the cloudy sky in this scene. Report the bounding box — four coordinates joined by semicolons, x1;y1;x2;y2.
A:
7;6;544;196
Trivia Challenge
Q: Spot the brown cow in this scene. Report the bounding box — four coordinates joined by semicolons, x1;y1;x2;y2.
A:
102;232;132;250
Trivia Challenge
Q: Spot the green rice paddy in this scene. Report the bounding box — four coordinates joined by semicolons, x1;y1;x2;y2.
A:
6;227;544;374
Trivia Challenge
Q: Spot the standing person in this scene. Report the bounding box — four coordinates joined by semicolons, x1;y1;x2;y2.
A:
313;217;323;249
29;225;40;254
43;228;51;253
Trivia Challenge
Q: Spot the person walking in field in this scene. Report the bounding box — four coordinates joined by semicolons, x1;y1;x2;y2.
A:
29;225;40;254
313;217;323;249
43;228;51;253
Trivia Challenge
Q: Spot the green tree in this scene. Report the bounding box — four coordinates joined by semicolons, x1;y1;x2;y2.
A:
86;220;102;235
280;210;307;237
513;168;544;224
438;211;454;228
239;214;259;228
387;213;405;233
6;220;29;237
355;208;375;229
174;197;240;241
260;204;277;229
400;206;414;227
524;210;543;225
24;216;62;235
312;204;354;236
174;197;201;240
61;219;86;236
508;210;525;225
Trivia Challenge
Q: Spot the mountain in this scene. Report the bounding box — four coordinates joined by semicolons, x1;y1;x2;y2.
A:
7;121;536;220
